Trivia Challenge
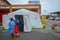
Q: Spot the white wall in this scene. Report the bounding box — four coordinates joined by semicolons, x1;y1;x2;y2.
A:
7;0;40;4
7;0;28;4
40;0;60;15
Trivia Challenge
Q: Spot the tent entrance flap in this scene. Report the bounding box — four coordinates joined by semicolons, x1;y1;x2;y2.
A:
15;15;24;32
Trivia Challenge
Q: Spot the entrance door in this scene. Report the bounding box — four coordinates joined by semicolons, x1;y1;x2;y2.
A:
15;15;24;32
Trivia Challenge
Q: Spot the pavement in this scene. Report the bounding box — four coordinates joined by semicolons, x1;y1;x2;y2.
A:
0;20;60;40
0;31;60;40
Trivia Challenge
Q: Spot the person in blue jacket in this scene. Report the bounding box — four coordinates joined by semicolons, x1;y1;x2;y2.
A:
8;18;16;38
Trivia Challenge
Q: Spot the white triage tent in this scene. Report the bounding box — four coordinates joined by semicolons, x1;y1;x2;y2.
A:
3;9;43;32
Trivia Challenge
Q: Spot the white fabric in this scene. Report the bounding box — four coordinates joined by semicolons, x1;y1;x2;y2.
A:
3;9;43;32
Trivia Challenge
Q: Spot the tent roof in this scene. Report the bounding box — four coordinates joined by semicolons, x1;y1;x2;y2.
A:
8;9;38;15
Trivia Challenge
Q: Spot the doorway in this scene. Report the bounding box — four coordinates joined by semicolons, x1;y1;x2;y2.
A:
15;15;24;32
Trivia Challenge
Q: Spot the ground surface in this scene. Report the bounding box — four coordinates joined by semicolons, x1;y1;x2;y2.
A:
0;20;60;40
0;30;60;40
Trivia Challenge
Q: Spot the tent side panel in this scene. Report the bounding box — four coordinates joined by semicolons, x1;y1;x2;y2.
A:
3;15;9;29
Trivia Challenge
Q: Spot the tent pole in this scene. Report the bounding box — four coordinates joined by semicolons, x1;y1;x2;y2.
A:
9;5;12;13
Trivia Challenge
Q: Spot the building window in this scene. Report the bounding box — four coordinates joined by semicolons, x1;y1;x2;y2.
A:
29;1;40;4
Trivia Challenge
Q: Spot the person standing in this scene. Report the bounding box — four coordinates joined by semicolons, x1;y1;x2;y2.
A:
8;18;16;38
14;23;20;37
